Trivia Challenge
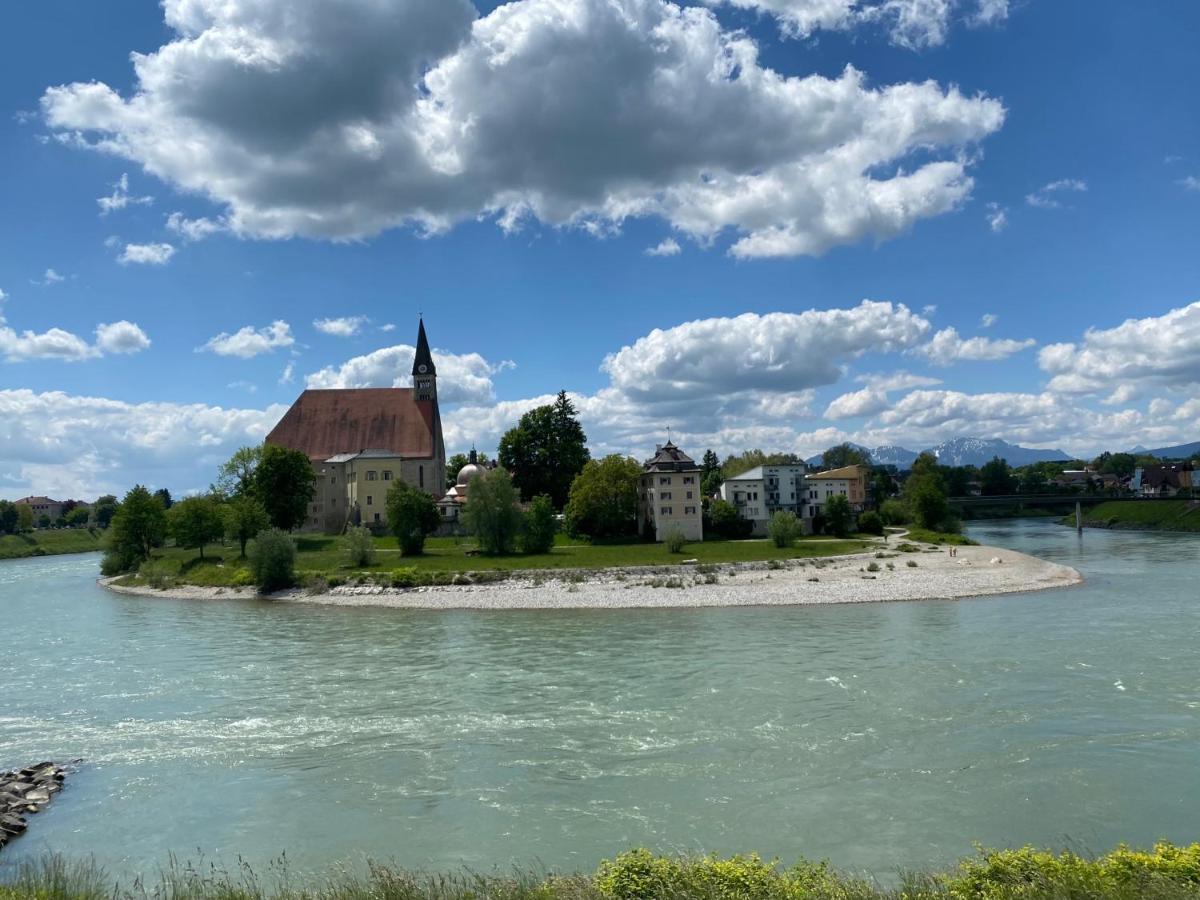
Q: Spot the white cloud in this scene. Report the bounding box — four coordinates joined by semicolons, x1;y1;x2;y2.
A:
97;172;153;215
227;380;258;394
645;237;682;257
94;320;151;354
40;0;1004;258
1026;178;1087;209
305;344;513;405
313;316;369;337
1179;176;1200;192
984;202;1007;232
119;242;176;265
379;323;396;333
980;312;997;328
824;387;889;419
917;326;1035;366
0;323;97;362
1039;301;1200;399
855;369;941;392
200;320;294;358
166;211;225;241
42;268;66;285
278;361;295;385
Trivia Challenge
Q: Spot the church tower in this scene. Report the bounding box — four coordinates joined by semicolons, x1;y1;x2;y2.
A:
411;318;437;402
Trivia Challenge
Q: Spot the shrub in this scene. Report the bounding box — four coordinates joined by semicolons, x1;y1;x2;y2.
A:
137;558;174;589
879;498;910;526
767;510;801;548
391;566;420;588
462;468;523;555
856;510;884;535
344;525;376;567
705;498;755;540
385;480;440;555
231;569;254;587
664;526;687;553
520;494;557;554
906;559;918;568
248;529;296;593
866;561;880;572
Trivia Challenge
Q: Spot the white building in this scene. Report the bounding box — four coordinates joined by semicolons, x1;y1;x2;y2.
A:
718;463;809;535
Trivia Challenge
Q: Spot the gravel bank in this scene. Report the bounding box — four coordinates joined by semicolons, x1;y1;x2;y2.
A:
101;542;1081;610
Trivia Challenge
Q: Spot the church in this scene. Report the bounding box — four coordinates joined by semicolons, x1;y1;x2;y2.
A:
265;319;447;533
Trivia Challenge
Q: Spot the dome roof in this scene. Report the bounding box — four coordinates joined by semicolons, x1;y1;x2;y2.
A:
456;463;487;486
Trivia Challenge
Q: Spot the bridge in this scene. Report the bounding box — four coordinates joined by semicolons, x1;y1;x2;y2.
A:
947;494;1173;513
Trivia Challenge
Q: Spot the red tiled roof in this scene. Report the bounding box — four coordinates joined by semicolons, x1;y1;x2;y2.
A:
265;389;436;461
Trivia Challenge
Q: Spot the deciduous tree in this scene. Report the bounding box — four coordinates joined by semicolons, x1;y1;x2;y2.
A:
102;485;167;574
563;455;641;539
520;494;557;555
93;495;118;528
823;494;853;537
254;445;315;531
167;496;225;559
821;443;871;470
217;445;263;499
0;500;17;535
224;495;269;558
463;468;524;555
385;480;440;555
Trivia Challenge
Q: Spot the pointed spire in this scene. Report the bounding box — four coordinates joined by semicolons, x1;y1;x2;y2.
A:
412;317;435;376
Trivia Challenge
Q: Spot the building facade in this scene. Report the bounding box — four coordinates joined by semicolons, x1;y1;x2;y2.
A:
718;463;809;535
638;440;704;542
14;496;64;525
265;319;447;533
804;464;869;520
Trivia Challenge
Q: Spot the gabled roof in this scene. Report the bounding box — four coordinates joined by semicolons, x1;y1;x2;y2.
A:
267;389;436;461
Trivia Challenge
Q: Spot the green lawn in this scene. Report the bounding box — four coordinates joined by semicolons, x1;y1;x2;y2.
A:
0;528;103;560
903;527;979;546
123;531;876;589
1069;500;1200;532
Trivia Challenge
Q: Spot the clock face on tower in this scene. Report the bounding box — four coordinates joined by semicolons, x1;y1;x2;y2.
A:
418;364;428;373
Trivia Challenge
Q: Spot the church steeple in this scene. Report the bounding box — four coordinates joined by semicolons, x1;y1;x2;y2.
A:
412;318;437;402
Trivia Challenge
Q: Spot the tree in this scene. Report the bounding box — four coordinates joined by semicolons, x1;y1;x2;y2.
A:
94;495;118;528
520;494;557;555
879;498;910;526
823;494;853;537
821;443;871;470
979;456;1015;496
721;450;803;480
462;468;524;554
38;515;51;529
942;466;975;498
0;500;17;535
248;529;296;592
167;496;225;559
497;391;589;508
103;485;167;573
66;507;91;528
153;488;173;510
905;473;951;531
254;444;315;531
385;480;440;555
704;498;753;539
857;510;884;535
344;525;376;567
563;455;641;540
768;510;801;548
224;495;269;557
16;504;34;533
1097;452;1137;479
217;445;263;499
870;468;899;507
700;449;723;496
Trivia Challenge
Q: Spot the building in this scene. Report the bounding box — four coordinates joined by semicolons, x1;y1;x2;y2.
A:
1132;463;1194;497
14;496;64;525
265;319;446;533
437;449;493;528
638;440;704;542
804;464;869;520
718;463;809;535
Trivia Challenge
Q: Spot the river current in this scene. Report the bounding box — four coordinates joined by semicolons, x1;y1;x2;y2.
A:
1;519;1197;879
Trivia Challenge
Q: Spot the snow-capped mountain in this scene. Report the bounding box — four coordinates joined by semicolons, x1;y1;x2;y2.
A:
870;445;919;467
927;437;1069;467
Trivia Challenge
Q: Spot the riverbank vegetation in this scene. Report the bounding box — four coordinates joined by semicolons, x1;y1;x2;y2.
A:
0;528;103;560
1066;500;1200;533
4;842;1200;900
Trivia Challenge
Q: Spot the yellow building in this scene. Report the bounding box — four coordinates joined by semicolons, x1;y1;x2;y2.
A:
638;440;704;542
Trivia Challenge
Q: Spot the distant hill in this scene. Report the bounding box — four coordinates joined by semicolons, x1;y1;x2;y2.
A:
807;437;1069;470
1143;440;1200;459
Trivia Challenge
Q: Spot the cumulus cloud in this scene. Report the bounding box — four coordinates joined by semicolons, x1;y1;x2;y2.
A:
645;238;682;257
200;320;294;358
855;369;942;392
305;344;514;405
40;0;1003;258
166;212;225;241
94;320;151;354
314;316;368;337
1026;178;1087;209
97;173;153;215
119;242;176;265
1039;301;1200;399
917;326;1035;366
824;387;890;419
0;388;284;499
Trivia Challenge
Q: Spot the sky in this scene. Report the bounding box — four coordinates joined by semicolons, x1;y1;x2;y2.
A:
1;0;1199;500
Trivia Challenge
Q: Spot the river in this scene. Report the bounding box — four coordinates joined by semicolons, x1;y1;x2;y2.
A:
1;519;1197;879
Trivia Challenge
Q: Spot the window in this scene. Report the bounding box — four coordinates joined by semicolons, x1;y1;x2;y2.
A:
374;512;380;523
367;495;373;506
330;476;336;484
661;506;672;516
683;476;694;484
685;506;696;515
686;491;693;499
383;471;393;481
662;491;672;499
367;470;378;481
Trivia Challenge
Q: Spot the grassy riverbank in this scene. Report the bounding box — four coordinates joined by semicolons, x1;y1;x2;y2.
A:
115;533;875;590
1066;500;1200;533
4;843;1200;899
0;529;102;560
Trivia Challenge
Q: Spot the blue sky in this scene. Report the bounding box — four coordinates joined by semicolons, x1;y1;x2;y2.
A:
2;0;1199;499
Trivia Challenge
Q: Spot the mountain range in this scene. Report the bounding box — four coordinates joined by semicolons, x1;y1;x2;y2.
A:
807;438;1071;469
1139;440;1200;459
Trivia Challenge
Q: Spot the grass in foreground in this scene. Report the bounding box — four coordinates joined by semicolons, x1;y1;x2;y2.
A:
3;843;1200;900
114;533;876;591
0;529;103;560
1066;500;1200;533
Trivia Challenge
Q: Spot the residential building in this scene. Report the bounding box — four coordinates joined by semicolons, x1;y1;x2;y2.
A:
804;464;869;521
265;319;446;533
1132;464;1194;497
718;463;809;535
14;496;64;524
638;440;704;542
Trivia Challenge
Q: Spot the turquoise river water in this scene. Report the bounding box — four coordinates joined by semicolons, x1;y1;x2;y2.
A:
1;519;1197;880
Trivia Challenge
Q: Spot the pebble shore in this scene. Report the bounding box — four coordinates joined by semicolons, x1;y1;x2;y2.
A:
102;542;1081;610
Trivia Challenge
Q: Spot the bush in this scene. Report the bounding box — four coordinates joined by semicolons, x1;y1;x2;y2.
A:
856;510;884;535
344;525;376;567
519;494;557;555
463;468;524;554
664;526;687;553
385;480;440;555
865;561;880;572
248;529;296;592
705;499;754;539
879;498;910;526
391;567;420;588
767;510;801;548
